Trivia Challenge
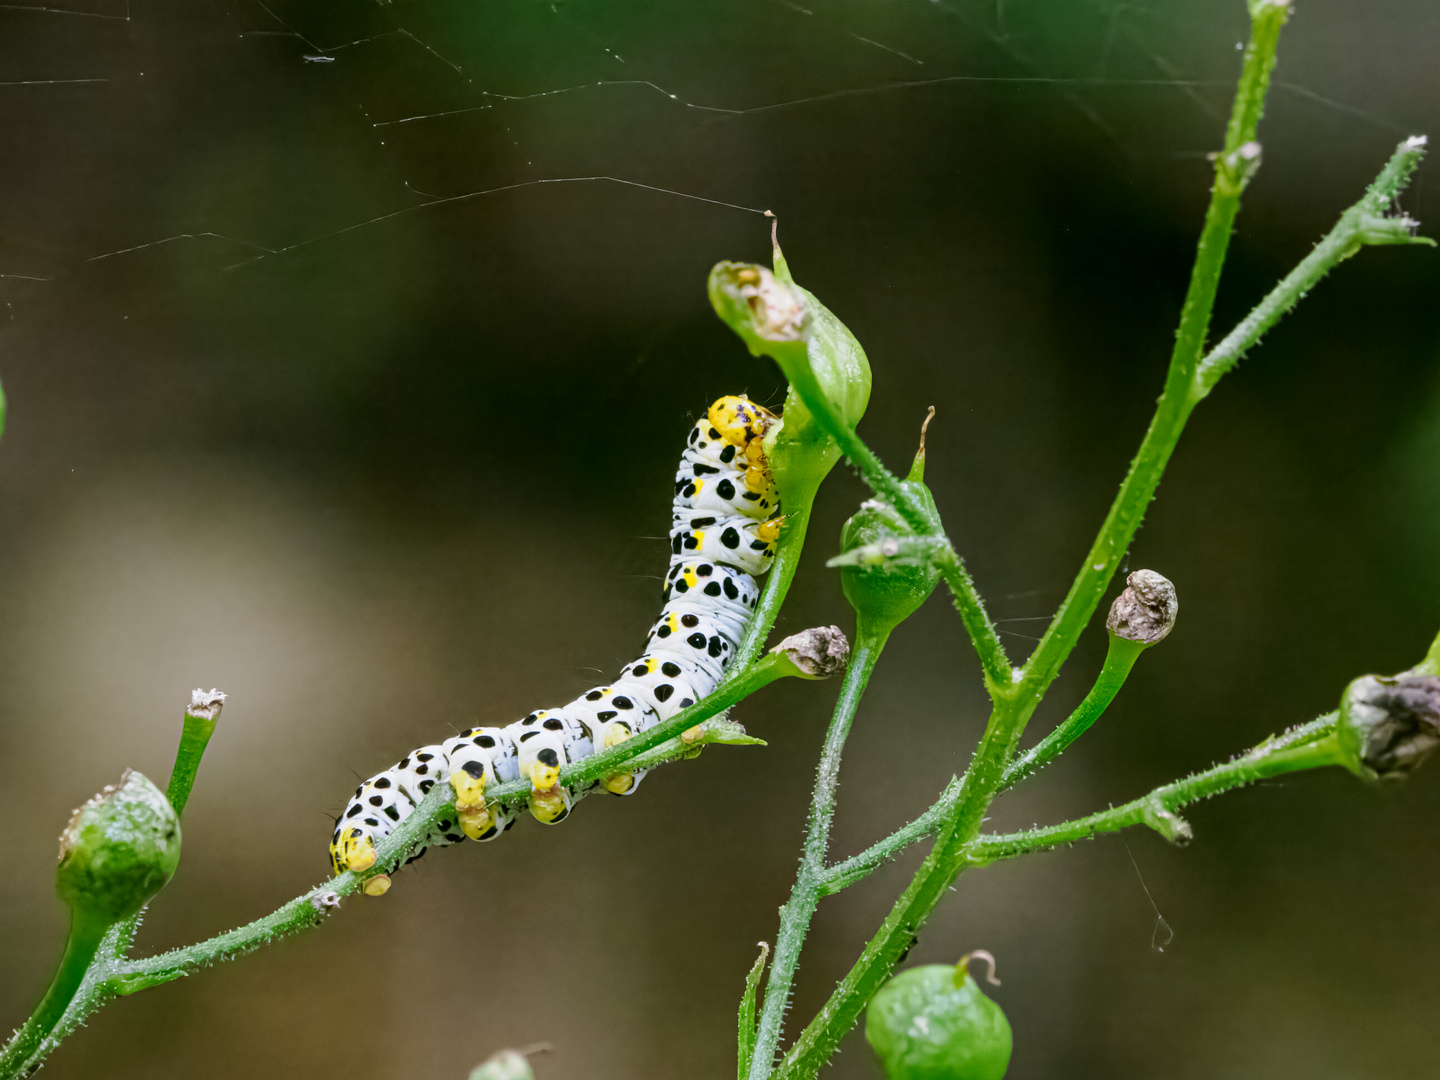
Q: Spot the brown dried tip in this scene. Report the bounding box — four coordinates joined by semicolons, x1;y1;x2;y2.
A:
772;626;851;678
1106;570;1178;646
1346;674;1440;778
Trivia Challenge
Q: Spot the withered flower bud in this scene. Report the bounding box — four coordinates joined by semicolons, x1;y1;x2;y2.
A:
1338;673;1440;780
772;626;851;679
1106;570;1178;647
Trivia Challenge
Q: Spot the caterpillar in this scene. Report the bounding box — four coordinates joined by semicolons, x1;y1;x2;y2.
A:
330;395;781;894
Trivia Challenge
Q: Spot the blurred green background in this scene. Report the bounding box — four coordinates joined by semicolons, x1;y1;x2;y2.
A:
2;1;1438;1077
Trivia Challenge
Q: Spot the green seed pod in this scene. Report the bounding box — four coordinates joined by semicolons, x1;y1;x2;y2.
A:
56;770;181;926
1337;672;1440;781
866;951;1012;1080
838;420;941;639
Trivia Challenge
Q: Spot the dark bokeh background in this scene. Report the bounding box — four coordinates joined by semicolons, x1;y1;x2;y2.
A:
3;1;1439;1077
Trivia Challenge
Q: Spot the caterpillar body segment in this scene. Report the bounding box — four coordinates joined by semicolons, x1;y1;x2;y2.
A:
330;396;780;886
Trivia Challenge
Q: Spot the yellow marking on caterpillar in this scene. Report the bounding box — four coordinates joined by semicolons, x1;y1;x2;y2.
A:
691;529;706;548
682;567;699;590
756;516;784;544
336;828;377;873
362;874;391;897
450;768;487;811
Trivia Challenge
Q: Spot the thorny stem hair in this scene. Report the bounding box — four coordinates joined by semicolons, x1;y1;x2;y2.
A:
2;1;1436;1077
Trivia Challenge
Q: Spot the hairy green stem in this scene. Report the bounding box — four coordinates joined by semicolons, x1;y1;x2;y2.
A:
769;14;1296;1074
1019;0;1288;709
747;631;887;1080
821;708;1349;898
971;726;1345;863
0;916;108;1078
8;650;798;1068
818;778;959;897
1003;636;1146;788
932;548;1012;693
776;368;1010;691
1194;136;1432;399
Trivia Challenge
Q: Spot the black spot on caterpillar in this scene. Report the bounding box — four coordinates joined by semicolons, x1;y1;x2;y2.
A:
329;395;784;887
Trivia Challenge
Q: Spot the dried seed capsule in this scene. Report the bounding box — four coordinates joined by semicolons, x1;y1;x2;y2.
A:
1106;570;1178;646
57;770;181;926
865;950;1012;1080
1337;672;1440;780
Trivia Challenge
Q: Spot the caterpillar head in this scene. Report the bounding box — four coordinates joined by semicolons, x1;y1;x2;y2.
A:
708;395;776;452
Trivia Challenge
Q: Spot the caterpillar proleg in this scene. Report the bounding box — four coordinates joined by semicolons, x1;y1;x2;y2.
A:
329;395;780;887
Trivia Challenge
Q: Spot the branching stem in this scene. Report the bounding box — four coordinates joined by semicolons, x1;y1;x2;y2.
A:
746;630;887;1080
1017;0;1288;715
972;726;1346;863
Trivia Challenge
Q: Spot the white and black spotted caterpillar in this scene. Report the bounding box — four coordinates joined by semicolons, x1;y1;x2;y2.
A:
330;395;781;894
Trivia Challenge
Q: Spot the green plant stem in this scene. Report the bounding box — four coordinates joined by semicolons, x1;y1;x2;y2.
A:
774;358;1010;690
768;24;1294;1060
970;728;1345;863
1193;136;1432;399
746;630;887;1080
817;778;959;896
932;548;1012;693
732;498;813;673
1003;636;1146;789
0;915;108;1078
773;697;1017;1080
166;705;220;818
2;655;797;1073
819;709;1348;898
1018;1;1287;715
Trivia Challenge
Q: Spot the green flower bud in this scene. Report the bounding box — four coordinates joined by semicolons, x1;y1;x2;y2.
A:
1337;672;1440;781
866;950;1013;1080
708;239;872;506
57;770;181;926
468;1049;536;1080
